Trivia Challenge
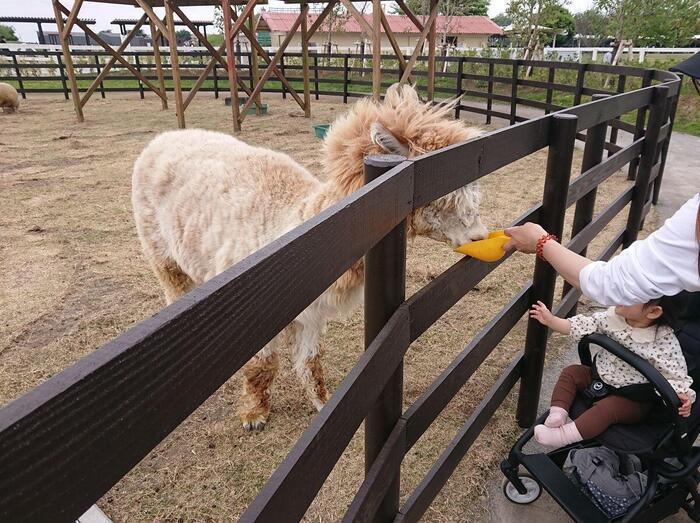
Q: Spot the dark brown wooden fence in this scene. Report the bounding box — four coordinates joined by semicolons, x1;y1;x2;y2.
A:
0;48;681;522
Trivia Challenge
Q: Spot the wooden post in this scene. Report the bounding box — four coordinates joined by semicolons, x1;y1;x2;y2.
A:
280;52;287;99
364;154;407;522
93;53;105;99
563;94;609;311
52;0;83;121
652;88;679;205
301;1;311;117
343;53;349;104
627;70;653;179
607;74;626;156
222;0;241;132
509;60;518;125
248;12;261;115
165;0;185;128
544;66;555;114
455;57;464;119
150;19;168;110
372;0;382;100
135;54;145;99
516;114;578;427
313;53;320;100
56;53;69;100
486;61;494;125
624;86;669;247
573;63;586;107
213;63;219;98
11;53;26;99
426;0;437;101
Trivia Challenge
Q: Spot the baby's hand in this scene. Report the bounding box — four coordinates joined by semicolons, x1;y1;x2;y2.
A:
678;393;692;418
530;301;553;327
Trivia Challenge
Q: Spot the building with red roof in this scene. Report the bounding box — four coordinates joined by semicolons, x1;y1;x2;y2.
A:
257;11;503;51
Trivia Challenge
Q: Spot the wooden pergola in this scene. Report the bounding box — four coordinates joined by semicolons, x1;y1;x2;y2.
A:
52;0;443;131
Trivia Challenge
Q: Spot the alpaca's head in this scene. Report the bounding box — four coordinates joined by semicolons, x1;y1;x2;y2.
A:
324;83;488;247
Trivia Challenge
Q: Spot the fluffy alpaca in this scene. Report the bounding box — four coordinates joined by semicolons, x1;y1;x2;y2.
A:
0;83;19;113
132;84;488;430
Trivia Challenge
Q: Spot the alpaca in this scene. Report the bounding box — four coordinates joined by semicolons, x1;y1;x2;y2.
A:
132;84;488;431
0;83;19;113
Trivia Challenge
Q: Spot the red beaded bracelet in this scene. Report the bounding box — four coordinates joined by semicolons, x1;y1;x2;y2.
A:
536;233;558;261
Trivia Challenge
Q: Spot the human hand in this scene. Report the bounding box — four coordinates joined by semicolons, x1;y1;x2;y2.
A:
529;300;554;327
504;223;548;254
678;393;692;417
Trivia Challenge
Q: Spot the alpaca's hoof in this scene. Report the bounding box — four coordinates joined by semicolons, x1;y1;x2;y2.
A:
243;419;266;432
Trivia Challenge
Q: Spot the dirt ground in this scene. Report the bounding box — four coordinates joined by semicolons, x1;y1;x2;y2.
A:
0;93;647;522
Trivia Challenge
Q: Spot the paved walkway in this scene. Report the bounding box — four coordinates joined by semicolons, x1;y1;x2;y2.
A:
478;126;699;522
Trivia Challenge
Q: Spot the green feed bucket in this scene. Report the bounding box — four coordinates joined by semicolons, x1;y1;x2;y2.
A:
313;124;330;139
224;97;268;115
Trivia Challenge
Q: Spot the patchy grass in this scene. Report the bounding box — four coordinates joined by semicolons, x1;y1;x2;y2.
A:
1;93;642;521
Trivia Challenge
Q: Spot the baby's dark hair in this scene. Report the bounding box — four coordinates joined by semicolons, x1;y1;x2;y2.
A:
644;297;668;326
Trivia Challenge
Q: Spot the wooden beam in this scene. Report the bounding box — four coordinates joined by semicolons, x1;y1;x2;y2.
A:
399;3;439;85
339;0;373;35
150;19;168;109
80;15;149;108
227;5;306;110
133;0;169;40
226;0;258;45
395;0;424;32
372;0;382;100
164;0;185;128
238;9;305;122
222;0;241;131
380;10;411;83
249;13;261;115
301;2;311;117
427;0;437;101
305;0;339;41
60;0;84;41
52;0;83;122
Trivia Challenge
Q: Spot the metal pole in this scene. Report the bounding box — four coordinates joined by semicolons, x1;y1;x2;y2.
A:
516;113;578;427
562;94;609;312
364;154;407;522
624;85;669;247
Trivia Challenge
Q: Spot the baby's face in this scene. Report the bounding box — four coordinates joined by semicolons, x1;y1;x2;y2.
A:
614;303;661;327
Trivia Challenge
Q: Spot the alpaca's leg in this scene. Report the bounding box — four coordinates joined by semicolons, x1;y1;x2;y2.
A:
292;319;329;411
151;259;195;305
238;342;281;431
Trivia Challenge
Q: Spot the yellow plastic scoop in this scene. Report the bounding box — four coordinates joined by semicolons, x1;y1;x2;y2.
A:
453;230;510;262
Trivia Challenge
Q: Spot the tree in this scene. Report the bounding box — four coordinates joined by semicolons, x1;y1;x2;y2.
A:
595;0;699;48
543;5;574;46
392;0;489;17
0;24;19;42
492;13;513;27
319;4;350;53
506;0;568;59
573;9;607;45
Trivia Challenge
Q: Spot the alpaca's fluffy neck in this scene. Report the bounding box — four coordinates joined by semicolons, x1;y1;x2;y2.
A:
298;170;362;222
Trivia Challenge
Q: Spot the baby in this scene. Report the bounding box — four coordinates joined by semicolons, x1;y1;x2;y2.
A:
529;299;694;447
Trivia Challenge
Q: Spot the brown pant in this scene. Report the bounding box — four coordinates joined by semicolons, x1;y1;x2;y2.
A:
551;364;651;440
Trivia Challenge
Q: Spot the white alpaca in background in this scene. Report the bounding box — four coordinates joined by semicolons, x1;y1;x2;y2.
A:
132;84;488;431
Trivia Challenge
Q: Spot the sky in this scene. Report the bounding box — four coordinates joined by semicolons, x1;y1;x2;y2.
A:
1;0;594;43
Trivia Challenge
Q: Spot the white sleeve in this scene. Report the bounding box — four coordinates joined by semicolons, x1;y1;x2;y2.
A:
580;194;700;306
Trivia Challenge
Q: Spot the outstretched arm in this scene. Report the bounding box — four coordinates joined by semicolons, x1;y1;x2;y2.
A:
529;301;572;335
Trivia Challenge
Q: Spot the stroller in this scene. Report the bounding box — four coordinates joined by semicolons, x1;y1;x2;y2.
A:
501;292;700;522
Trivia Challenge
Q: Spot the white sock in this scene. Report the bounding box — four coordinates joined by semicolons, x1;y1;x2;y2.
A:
534;422;583;448
544;406;568;428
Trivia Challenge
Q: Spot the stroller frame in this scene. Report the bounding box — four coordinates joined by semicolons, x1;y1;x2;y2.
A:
501;332;700;522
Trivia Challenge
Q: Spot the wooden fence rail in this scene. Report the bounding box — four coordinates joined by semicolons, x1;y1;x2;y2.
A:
0;47;681;522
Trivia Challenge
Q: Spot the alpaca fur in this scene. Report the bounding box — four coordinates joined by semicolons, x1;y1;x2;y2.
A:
132;84;487;431
0;83;19;113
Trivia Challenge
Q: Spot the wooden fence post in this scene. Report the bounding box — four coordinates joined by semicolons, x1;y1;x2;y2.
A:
364;154;408;522
11;53;26;99
486;61;494;125
455;57;464;119
573;63;586;107
652;88;679;205
280;52;287;99
94;53;105;99
56;53;69;100
624;85;669;247
516;113;578;427
343;54;349;104
509;60;519;125
213;62;219;98
607;74;626;157
135;54;145;99
313;53;319;100
563;94;609;313
627;70;653;179
544;66;555;115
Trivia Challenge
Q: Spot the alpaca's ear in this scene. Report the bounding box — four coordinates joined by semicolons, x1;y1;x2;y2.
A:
370;122;409;156
384;83;419;107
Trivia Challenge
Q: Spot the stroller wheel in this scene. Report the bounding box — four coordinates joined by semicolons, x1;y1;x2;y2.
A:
502;473;541;504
